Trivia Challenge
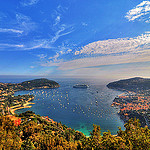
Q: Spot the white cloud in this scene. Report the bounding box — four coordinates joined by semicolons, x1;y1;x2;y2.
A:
0;28;23;34
24;33;74;50
61;63;150;79
50;24;74;44
53;16;61;26
75;51;80;55
67;49;72;52
0;44;24;49
41;32;150;72
0;29;74;51
48;52;60;62
0;40;51;51
30;66;35;69
16;13;36;34
24;40;52;50
74;33;150;56
82;22;88;26
21;0;39;6
26;44;44;50
51;4;68;27
42;52;150;71
138;1;150;7
125;1;150;22
37;54;47;59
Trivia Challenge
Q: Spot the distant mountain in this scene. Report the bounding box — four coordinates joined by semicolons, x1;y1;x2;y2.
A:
19;78;60;90
107;77;150;92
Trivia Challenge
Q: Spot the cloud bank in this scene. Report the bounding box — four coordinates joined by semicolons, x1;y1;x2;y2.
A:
75;33;150;56
42;32;150;73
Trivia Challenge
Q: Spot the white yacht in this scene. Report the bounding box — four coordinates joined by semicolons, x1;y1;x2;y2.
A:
73;84;89;88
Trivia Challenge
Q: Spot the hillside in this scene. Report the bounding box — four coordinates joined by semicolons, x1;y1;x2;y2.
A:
19;78;60;90
0;111;150;150
107;77;150;92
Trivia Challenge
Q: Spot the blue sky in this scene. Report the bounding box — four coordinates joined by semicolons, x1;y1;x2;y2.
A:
0;0;150;80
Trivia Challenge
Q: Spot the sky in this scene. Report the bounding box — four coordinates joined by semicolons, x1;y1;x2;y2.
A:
0;0;150;80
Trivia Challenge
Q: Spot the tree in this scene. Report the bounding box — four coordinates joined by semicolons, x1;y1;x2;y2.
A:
118;118;150;150
89;124;101;149
0;116;22;149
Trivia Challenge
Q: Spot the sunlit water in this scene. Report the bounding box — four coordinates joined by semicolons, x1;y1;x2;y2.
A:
10;78;125;136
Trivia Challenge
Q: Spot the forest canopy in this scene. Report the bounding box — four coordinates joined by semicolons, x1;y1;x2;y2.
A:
0;111;150;150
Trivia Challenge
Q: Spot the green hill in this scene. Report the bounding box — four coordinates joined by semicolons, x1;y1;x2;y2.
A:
19;78;60;90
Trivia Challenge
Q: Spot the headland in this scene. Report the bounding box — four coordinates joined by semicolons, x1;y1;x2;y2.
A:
107;77;150;128
0;78;60;115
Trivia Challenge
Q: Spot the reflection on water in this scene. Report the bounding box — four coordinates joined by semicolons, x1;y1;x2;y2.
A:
15;78;125;136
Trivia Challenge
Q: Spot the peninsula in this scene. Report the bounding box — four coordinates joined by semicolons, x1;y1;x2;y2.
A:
0;78;60;115
107;77;150;128
19;78;60;90
107;77;150;92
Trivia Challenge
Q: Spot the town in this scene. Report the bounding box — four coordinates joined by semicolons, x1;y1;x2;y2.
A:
111;90;150;128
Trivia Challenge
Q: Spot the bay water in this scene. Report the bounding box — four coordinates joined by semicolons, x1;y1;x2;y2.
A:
11;78;125;136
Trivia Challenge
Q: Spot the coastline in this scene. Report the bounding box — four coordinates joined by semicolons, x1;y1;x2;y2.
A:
1;79;126;136
9;100;35;115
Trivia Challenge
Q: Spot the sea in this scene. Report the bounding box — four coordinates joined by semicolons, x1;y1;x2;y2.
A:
0;77;125;136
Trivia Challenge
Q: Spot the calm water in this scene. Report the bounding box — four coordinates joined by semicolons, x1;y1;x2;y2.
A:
8;78;125;136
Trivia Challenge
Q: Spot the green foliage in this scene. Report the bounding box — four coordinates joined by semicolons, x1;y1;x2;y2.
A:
19;111;35;118
0;116;22;150
21;139;35;150
89;124;101;149
118;118;150;150
0;114;150;150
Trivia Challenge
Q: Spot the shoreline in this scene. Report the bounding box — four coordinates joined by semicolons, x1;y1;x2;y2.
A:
9;100;35;115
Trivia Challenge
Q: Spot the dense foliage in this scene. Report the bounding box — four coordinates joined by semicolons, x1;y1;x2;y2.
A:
0;111;150;150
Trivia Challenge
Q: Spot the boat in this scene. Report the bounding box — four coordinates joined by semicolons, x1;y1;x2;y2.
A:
73;84;89;88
